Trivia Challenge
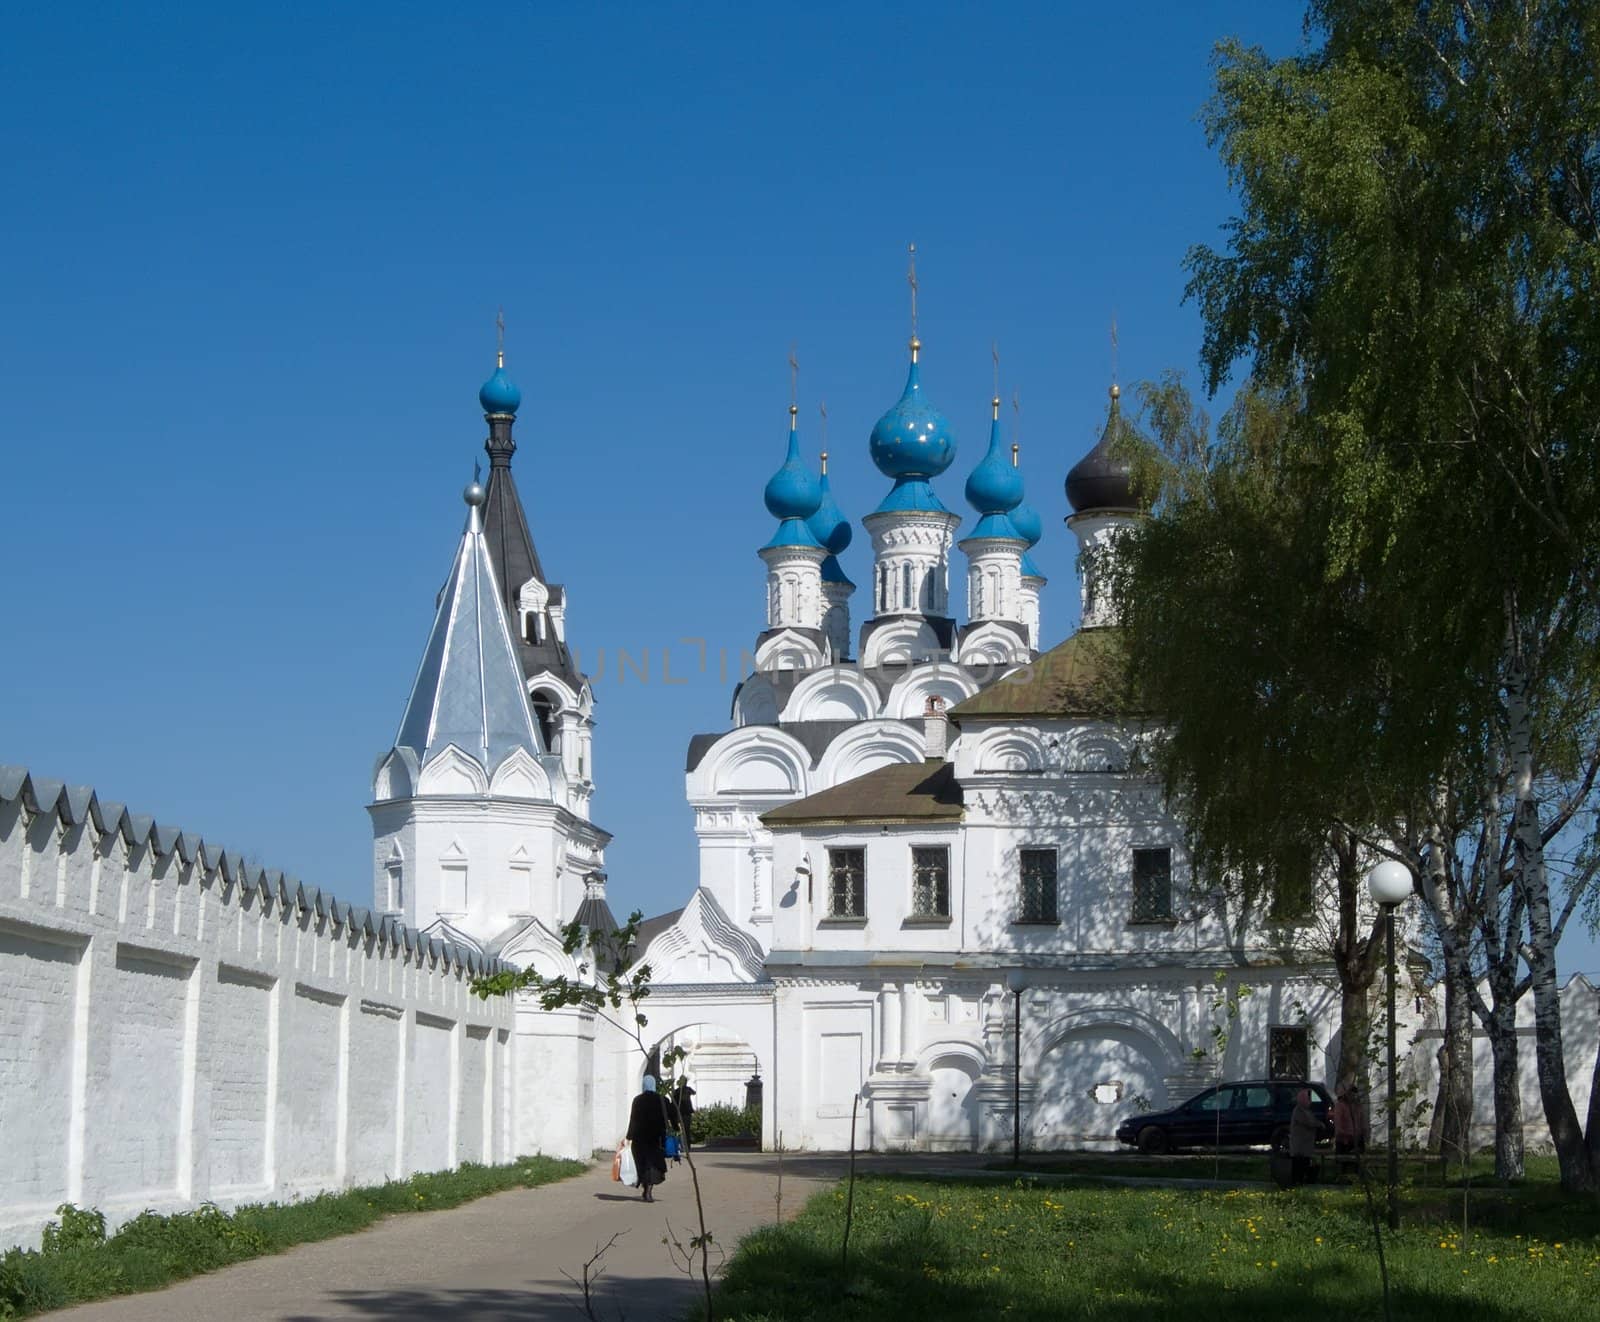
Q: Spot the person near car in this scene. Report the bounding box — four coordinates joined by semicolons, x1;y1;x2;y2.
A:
1332;1085;1365;1156
1289;1087;1319;1185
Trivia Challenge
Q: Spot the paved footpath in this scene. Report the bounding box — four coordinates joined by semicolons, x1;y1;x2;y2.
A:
48;1153;854;1322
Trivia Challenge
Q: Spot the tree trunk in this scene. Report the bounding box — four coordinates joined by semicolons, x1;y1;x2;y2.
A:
1483;998;1525;1181
1336;981;1373;1096
1434;947;1474;1172
1417;830;1473;1171
1505;655;1594;1193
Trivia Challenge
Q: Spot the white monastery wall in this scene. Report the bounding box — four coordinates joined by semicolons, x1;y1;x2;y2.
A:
0;768;515;1251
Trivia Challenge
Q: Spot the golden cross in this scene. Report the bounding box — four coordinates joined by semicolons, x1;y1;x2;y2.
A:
1110;313;1119;385
496;307;506;369
788;345;799;408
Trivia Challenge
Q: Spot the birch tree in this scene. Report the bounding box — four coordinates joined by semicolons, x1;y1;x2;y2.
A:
1176;0;1600;1189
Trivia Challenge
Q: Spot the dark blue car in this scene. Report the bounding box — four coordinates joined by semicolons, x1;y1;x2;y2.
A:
1115;1079;1333;1154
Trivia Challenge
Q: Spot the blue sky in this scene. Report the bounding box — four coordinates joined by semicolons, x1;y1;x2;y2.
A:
4;2;1595;977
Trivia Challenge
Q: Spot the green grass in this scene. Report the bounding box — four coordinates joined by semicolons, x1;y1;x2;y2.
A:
708;1174;1600;1321
990;1150;1569;1189
0;1155;585;1319
987;1152;1274;1182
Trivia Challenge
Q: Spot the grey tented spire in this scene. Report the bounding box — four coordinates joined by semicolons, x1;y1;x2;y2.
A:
394;489;545;775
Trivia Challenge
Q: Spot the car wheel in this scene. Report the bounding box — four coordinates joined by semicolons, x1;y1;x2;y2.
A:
1137;1126;1170;1155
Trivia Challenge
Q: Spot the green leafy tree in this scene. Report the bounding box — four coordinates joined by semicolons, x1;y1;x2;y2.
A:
1158;0;1600;1190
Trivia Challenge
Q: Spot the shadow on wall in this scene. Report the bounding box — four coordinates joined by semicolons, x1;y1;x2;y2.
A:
1031;1024;1169;1143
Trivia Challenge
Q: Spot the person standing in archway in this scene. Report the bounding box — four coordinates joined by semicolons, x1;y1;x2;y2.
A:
627;1077;669;1202
674;1079;697;1152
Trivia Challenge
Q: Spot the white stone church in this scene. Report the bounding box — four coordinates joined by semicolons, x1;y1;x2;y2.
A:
366;332;1354;1160
5;318;1597;1245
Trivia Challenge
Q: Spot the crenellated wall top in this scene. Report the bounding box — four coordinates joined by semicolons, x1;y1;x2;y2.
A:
0;764;514;981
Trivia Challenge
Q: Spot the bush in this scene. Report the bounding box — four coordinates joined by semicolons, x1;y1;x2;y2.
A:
692;1103;760;1144
39;1206;104;1256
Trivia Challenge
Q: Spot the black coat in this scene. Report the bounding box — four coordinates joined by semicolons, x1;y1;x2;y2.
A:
627;1091;669;1185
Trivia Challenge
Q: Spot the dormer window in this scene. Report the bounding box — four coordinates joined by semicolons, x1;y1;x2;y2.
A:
518;579;549;646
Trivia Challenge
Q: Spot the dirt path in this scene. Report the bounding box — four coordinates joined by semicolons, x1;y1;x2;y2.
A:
46;1152;844;1322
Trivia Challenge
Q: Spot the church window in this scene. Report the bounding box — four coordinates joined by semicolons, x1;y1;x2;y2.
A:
385;862;403;913
902;563;913;610
911;846;949;918
440;860;467;914
531;693;559;752
827;848;866;919
1268;1025;1310;1080
1019;848;1058;923
1131;847;1174;922
1269;853;1314;920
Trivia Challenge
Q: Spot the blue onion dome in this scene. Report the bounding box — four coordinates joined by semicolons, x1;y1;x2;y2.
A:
764;408;823;521
479;359;522;416
1066;383;1137;513
1020;550;1045;580
806;452;853;555
965;401;1025;516
869;341;956;480
1011;500;1043;547
821;554;855;587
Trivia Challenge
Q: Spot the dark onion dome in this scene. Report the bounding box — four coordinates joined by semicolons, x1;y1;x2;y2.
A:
479;360;522;416
1065;383;1137;514
807;456;853;555
869;340;956;481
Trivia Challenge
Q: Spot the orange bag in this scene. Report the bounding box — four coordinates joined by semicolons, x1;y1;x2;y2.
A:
610;1139;625;1182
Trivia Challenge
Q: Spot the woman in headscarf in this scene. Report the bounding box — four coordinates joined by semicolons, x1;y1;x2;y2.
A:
626;1076;669;1201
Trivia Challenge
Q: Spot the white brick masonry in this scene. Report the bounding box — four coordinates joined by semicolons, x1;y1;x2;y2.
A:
0;772;514;1250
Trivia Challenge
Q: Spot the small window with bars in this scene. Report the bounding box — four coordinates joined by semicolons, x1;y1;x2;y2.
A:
1019;848;1058;923
827;848;866;919
1131;847;1173;922
1269;853;1315;920
1268;1024;1310;1080
911;846;949;918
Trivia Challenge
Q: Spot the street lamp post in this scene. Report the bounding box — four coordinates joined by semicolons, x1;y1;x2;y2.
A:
1366;859;1413;1232
1006;969;1026;1166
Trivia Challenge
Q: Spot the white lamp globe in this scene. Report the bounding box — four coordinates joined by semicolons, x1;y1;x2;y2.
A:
1005;969;1027;995
1366;860;1413;906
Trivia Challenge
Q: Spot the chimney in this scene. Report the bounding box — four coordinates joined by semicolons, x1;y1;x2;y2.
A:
922;695;948;762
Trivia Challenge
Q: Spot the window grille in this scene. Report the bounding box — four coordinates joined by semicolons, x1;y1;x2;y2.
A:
1019;849;1058;923
828;848;866;919
1269;856;1315;919
1268;1025;1309;1080
911;846;949;917
1131;847;1173;922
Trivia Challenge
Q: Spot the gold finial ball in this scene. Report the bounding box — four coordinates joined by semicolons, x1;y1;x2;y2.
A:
789;403;799;415
909;335;922;355
1110;382;1121;400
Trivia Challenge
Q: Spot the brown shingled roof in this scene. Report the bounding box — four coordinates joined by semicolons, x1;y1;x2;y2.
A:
949;628;1135;720
760;760;962;828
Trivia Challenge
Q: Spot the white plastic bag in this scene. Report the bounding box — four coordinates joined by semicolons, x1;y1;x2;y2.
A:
618;1140;638;1187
